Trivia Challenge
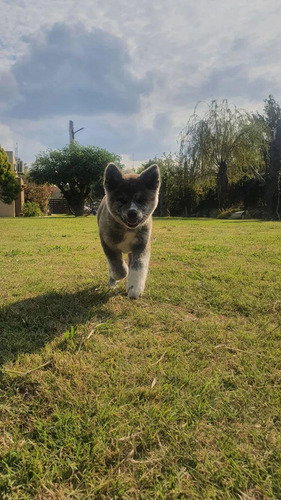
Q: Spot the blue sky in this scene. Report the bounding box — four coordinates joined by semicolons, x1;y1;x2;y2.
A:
0;0;280;168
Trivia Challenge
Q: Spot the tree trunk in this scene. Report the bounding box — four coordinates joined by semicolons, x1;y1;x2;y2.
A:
59;187;85;216
183;160;188;217
68;193;85;216
265;173;280;220
217;160;229;211
156;181;169;216
265;124;281;220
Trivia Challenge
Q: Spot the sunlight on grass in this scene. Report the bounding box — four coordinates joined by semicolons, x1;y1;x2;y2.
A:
0;217;280;499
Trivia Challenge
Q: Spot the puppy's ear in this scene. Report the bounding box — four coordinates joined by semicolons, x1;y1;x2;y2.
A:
140;164;160;191
104;163;123;191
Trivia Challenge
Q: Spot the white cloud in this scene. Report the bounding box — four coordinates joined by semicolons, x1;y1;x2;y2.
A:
0;0;281;168
0;122;45;165
0;123;15;151
2;23;153;119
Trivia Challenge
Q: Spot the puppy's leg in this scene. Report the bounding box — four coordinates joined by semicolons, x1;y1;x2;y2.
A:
127;248;150;299
101;240;128;287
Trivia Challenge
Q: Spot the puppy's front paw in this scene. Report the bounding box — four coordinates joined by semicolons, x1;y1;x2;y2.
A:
127;284;144;299
108;277;117;288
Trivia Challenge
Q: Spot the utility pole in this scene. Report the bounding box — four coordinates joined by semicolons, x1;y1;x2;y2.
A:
69;120;85;144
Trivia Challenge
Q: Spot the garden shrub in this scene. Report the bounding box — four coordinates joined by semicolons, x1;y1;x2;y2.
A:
22;201;42;217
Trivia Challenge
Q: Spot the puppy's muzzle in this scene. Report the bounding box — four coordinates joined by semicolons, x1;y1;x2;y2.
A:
126;208;139;228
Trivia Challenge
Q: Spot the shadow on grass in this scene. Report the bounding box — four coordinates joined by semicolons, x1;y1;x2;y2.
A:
0;286;110;365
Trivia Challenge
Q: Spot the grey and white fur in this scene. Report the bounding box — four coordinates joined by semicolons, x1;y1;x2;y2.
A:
97;163;160;299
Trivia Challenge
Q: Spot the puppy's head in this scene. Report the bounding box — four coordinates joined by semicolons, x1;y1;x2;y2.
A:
104;163;160;229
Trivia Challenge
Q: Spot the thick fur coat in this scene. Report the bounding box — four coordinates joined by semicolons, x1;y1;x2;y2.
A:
97;163;160;299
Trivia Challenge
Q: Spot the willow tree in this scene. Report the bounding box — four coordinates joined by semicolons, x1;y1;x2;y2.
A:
179;100;265;210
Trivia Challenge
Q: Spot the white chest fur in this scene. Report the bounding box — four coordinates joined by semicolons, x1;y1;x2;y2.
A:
117;231;137;253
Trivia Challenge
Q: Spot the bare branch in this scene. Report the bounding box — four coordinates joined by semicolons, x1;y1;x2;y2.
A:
250;165;266;184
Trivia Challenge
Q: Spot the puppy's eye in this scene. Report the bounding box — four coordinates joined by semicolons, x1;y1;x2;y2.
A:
135;197;145;204
118;197;128;204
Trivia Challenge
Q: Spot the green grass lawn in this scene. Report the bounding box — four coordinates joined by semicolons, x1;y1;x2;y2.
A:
0;216;280;499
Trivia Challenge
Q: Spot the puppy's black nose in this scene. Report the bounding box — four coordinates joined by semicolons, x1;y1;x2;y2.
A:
127;209;138;221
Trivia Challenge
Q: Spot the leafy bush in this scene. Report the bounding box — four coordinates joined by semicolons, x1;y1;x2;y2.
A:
22;201;42;217
24;181;55;214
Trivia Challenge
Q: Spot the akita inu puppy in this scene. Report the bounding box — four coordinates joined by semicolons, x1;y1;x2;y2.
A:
97;163;160;299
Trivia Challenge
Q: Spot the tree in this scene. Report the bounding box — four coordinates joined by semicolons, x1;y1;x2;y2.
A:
142;154;199;216
0;146;21;204
142;154;177;216
254;96;281;220
30;143;121;216
179;100;265;210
